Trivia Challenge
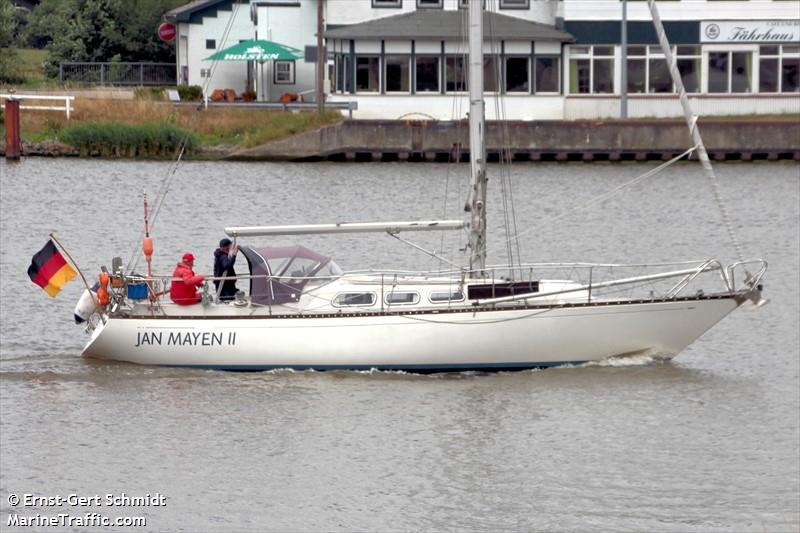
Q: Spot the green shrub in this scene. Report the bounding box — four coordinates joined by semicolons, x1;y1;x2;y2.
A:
59;121;197;157
177;85;203;102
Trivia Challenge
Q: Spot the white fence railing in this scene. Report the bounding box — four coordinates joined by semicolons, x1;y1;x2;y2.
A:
0;94;75;119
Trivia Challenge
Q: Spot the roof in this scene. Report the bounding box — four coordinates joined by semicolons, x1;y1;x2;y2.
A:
325;10;574;42
165;0;243;24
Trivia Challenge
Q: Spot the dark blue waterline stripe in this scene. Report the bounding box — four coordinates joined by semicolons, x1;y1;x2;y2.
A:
163;361;588;373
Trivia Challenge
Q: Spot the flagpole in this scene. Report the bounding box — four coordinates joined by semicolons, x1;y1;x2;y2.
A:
49;233;94;296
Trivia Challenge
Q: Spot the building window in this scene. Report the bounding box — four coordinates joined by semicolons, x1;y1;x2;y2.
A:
760;45;800;93
569;45;614;94
445;55;467;92
417;0;442;7
372;0;401;7
505;56;529;93
206;39;216;50
274;61;295;84
385;55;410;92
459;0;486;8
781;46;799;93
760;45;780;93
335;55;344;92
648;45;671;93
676;46;701;93
534;56;559;93
483;56;499;92
355;56;380;92
500;0;529;8
415;56;440;92
627;46;646;94
708;51;752;93
626;45;700;94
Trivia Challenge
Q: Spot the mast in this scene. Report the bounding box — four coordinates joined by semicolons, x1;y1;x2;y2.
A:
466;0;487;276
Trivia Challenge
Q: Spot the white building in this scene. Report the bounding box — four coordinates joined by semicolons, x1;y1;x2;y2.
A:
167;0;800;119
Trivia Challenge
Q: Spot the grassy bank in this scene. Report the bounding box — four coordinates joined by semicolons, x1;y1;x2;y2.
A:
2;97;343;157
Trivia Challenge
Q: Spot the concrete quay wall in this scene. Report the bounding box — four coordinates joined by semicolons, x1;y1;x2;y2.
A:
230;119;800;162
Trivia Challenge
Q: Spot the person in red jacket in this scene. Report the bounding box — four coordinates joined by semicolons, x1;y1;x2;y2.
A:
170;253;205;305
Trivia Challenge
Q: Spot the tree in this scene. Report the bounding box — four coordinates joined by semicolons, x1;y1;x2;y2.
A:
41;0;186;78
24;0;60;48
43;0;120;77
113;0;185;62
0;0;21;83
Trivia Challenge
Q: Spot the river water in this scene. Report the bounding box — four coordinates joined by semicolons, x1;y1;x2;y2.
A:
0;158;798;532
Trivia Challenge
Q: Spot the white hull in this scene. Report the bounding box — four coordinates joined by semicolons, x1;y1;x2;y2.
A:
82;296;741;371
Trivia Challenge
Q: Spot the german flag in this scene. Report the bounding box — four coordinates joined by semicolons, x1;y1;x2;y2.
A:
28;240;77;297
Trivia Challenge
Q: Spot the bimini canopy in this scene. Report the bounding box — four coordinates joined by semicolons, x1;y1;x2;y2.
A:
239;245;337;306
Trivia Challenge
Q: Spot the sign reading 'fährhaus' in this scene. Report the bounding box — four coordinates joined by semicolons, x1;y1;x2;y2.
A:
701;20;800;43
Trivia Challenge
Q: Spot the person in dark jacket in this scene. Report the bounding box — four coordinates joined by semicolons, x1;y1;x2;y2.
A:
213;238;239;301
170;253;205;305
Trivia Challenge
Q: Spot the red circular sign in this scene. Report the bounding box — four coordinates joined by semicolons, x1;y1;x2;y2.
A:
158;22;176;42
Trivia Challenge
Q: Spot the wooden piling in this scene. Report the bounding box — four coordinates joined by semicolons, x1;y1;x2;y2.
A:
4;98;21;161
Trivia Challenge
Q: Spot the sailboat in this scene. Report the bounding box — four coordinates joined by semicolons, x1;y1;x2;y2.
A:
75;1;766;371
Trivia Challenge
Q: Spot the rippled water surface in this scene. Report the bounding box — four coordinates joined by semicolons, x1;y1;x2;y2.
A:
1;159;798;532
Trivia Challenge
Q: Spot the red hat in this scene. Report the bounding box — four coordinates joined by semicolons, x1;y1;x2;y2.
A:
182;253;195;263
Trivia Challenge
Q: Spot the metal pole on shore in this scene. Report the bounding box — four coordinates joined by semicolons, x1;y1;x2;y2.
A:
621;0;628;119
4;98;21;161
316;0;325;114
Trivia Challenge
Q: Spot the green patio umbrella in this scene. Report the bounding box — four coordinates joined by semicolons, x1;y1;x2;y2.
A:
204;39;303;62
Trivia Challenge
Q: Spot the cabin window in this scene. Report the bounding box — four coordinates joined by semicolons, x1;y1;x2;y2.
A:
356;56;380;92
429;290;465;303
282;257;319;278
333;292;376;307
385;291;420;305
274;61;295;84
505;56;529;93
500;0;529;8
415;56;440;92
315;261;343;279
385;55;411;92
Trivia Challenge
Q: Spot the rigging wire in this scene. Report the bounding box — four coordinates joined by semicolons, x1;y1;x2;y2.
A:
486;3;522;277
647;0;745;264
483;145;699;259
